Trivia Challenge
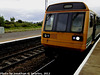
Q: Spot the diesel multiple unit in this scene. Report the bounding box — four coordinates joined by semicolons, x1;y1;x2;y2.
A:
41;2;100;57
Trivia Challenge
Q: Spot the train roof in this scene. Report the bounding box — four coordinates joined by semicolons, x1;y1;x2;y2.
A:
90;10;97;15
47;2;89;12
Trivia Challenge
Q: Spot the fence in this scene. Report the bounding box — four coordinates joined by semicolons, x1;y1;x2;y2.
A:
0;27;4;34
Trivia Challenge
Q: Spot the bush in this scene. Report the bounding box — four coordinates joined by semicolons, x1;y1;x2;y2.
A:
4;24;14;28
4;20;42;29
5;20;10;24
21;23;30;27
14;23;22;27
33;24;38;27
37;23;42;26
17;19;23;23
0;16;5;27
10;17;15;22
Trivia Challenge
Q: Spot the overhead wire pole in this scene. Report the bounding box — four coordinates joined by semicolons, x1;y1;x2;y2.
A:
45;0;48;10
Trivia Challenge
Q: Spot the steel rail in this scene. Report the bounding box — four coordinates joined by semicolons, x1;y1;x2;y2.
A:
34;59;55;73
0;35;41;56
0;45;44;72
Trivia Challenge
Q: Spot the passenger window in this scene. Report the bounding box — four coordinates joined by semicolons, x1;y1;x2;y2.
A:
96;17;100;26
90;14;94;27
71;13;84;32
56;13;68;31
45;14;54;31
98;17;100;24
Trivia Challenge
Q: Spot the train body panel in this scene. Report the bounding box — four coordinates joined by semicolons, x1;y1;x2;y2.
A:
95;24;100;38
41;32;86;51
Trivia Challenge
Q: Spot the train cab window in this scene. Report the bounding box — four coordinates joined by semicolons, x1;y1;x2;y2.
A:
56;13;68;31
45;14;54;31
71;13;84;32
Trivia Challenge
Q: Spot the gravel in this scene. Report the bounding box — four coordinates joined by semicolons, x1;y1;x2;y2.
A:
6;54;50;73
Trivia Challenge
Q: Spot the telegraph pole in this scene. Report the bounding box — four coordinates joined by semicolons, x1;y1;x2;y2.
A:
45;0;48;10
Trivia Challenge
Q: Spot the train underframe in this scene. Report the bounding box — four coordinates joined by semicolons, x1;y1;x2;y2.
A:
44;45;85;59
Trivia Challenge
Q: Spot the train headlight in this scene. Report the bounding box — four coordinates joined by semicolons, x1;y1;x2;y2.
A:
43;33;50;38
76;36;80;41
72;36;83;41
73;36;76;40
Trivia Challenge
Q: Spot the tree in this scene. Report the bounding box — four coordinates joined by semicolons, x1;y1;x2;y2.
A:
5;20;10;24
0;16;5;27
17;19;23;23
10;17;15;22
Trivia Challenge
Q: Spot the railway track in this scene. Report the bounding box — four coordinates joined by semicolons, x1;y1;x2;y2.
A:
33;37;100;75
0;36;41;56
0;45;45;72
34;59;55;73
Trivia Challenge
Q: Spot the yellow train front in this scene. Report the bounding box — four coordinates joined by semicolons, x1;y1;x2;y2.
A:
41;2;100;57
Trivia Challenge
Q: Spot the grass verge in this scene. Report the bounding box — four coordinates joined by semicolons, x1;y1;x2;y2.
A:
5;26;42;33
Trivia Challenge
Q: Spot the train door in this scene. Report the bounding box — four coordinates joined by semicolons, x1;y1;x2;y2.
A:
86;12;94;47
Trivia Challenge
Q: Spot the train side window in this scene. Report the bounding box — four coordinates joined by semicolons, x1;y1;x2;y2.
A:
90;14;94;27
96;17;100;25
45;14;54;31
71;13;84;32
56;13;68;31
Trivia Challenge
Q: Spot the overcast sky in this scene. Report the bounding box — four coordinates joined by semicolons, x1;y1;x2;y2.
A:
0;0;100;22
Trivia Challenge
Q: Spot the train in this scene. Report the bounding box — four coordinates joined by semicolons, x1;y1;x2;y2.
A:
41;2;100;57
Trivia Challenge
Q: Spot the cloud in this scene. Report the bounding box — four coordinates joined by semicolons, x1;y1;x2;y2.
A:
0;0;45;22
0;0;45;11
90;7;100;16
48;0;100;8
0;8;45;22
19;10;45;22
0;0;100;23
48;0;100;16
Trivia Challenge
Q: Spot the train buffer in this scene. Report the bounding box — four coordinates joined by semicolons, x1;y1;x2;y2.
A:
79;38;100;75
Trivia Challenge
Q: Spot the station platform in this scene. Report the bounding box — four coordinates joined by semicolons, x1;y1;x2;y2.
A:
0;30;41;43
79;38;100;75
